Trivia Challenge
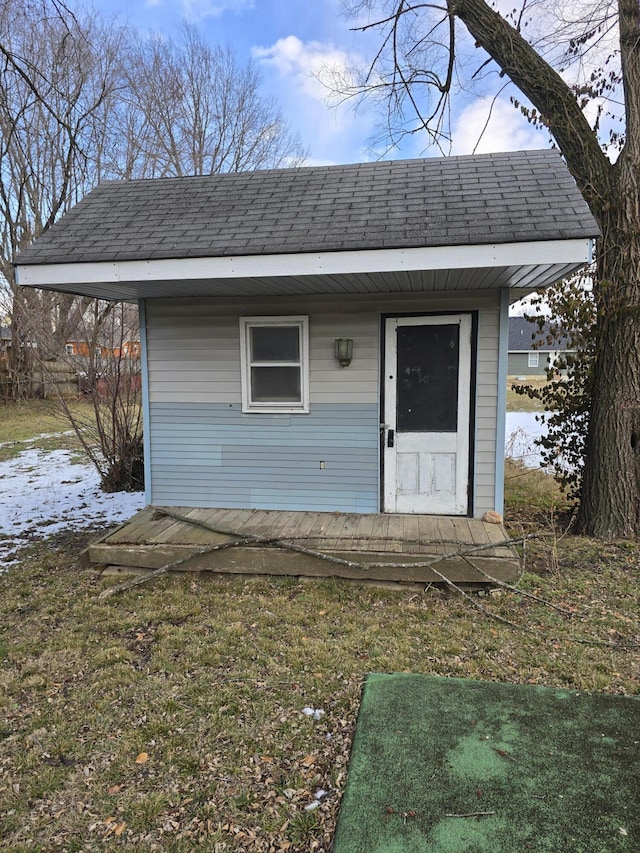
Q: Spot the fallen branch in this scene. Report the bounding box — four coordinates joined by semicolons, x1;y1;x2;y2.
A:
96;513;640;647
156;507;536;570
98;507;536;603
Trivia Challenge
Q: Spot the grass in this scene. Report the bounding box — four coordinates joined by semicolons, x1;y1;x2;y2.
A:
506;376;549;411
1;522;639;850
0;399;96;462
1;400;639;850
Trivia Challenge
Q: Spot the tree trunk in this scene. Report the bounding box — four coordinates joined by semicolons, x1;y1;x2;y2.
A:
450;0;640;538
5;286;35;401
576;0;640;538
576;156;640;538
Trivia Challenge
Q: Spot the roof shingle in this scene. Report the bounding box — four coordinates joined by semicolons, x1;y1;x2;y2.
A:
15;150;599;267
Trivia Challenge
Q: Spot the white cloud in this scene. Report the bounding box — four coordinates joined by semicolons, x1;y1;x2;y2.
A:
253;35;377;164
253;35;363;105
179;0;254;22
450;97;547;156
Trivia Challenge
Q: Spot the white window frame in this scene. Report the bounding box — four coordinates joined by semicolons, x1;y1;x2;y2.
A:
528;351;539;368
240;315;309;414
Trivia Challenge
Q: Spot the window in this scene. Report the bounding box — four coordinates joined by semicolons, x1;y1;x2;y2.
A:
240;316;309;413
527;352;539;368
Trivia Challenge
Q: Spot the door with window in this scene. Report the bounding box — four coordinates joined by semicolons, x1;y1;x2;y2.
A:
383;314;472;515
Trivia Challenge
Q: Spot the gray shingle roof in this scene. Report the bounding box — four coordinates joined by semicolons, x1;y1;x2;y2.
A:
15;150;598;267
508;316;572;351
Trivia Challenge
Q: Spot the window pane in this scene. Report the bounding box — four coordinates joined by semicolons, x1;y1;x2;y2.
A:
396;324;459;432
251;366;301;402
251;326;299;362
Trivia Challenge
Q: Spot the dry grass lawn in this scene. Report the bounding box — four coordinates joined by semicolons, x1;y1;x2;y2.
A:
1;521;638;851
0;399;95;462
0;404;638;851
506;376;550;412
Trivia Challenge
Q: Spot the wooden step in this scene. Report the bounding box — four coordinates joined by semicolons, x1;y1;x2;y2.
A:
89;541;519;584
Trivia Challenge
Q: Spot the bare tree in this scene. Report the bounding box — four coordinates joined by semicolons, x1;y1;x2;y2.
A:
25;298;144;491
0;0;125;395
2;1;305;490
342;0;640;539
120;24;305;178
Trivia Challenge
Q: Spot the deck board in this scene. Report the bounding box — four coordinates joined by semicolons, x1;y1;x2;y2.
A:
89;507;520;585
320;513;347;550
385;515;405;553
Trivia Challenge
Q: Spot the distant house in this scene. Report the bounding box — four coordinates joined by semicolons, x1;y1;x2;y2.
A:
65;339;140;359
65;340;92;357
508;316;572;377
15;150;598;519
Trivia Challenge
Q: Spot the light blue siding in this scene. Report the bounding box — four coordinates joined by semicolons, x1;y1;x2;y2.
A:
143;293;502;517
149;402;380;511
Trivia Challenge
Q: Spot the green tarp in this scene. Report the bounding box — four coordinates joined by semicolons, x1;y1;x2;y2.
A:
333;674;639;852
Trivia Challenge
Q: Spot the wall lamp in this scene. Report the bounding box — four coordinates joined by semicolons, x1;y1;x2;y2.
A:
335;338;353;367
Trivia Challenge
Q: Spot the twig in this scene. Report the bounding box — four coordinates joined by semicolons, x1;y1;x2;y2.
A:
444;811;495;818
462;555;576;615
492;747;517;762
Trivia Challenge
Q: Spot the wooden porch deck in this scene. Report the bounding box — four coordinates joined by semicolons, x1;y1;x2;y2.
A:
88;506;520;586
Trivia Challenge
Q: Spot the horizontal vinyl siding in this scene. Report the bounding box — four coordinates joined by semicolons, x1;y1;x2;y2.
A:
146;302;379;405
149;402;379;511
507;352;550;375
144;293;501;516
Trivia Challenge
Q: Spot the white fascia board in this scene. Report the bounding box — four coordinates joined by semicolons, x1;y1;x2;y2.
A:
15;238;593;288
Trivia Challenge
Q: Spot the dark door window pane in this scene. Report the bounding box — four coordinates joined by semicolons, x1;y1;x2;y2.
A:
396;324;459;432
251;366;301;402
251;326;300;362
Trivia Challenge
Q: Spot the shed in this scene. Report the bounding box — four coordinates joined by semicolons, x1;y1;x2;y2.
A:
15;150;598;520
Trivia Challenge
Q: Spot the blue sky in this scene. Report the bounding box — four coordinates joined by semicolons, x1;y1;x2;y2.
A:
97;0;547;166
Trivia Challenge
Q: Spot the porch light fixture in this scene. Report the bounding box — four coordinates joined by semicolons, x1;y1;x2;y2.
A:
334;338;353;367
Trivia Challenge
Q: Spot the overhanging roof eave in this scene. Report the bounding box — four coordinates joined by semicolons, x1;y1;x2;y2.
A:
14;238;595;301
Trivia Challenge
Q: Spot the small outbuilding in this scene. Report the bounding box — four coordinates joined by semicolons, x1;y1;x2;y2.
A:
15;150;598;521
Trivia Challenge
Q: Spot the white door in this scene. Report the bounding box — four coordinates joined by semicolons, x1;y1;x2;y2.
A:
383;314;472;515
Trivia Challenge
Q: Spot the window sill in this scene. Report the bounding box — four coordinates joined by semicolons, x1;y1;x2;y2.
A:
242;405;309;414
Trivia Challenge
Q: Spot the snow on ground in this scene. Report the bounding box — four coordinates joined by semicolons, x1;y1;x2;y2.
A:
0;447;144;568
0;412;546;569
505;411;548;469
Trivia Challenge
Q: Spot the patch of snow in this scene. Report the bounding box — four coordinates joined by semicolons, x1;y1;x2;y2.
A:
302;707;325;721
0;447;144;568
0;429;74;449
505;412;548;468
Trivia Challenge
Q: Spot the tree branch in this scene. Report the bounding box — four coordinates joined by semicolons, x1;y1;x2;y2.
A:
448;0;612;213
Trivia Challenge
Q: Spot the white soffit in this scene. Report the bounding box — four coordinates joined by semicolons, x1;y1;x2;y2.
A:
17;239;592;299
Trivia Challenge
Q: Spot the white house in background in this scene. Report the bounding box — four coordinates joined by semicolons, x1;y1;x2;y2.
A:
508;316;573;377
14;150;598;519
